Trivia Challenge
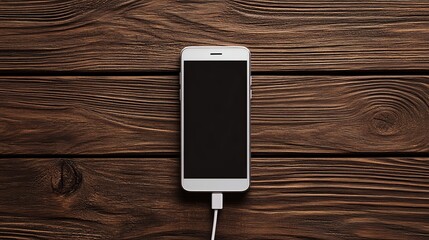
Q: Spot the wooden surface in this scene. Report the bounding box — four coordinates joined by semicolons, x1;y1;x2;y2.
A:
0;0;428;239
1;75;428;154
0;157;428;239
0;1;429;72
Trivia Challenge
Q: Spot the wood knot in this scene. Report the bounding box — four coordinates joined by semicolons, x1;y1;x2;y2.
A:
371;110;400;136
51;159;82;195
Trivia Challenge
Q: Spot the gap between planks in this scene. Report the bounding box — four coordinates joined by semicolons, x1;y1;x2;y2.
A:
0;69;429;77
0;152;427;159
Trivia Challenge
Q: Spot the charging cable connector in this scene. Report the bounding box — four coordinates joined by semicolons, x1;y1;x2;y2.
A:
211;193;223;240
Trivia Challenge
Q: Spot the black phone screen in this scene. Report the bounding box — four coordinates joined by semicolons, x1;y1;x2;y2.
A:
184;61;248;178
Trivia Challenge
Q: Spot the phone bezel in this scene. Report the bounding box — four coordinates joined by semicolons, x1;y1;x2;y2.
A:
181;46;251;192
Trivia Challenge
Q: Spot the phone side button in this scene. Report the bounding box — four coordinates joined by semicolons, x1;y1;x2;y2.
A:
250;89;252;99
179;89;181;101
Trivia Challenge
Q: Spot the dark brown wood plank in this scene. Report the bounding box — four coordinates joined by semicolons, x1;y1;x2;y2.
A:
1;75;428;154
0;1;428;72
0;157;428;239
252;75;429;153
0;76;179;154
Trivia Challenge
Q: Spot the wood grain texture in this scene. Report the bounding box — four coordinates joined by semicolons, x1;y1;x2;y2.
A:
0;157;428;239
0;76;179;154
252;75;429;153
0;0;428;72
1;75;428;154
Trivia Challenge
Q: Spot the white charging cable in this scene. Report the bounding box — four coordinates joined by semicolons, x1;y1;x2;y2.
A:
211;193;223;240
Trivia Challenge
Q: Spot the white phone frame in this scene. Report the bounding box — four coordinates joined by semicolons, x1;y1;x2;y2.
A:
181;46;251;192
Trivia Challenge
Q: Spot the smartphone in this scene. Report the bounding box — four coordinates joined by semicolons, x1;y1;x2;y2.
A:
181;46;251;192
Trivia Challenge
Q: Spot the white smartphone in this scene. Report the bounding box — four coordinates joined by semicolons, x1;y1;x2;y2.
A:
181;46;251;192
